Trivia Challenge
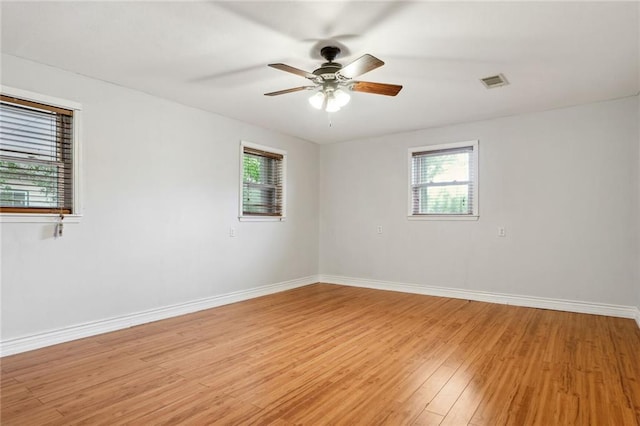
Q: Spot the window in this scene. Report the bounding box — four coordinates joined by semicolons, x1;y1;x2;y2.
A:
239;141;286;220
0;189;29;207
0;88;82;221
409;140;478;219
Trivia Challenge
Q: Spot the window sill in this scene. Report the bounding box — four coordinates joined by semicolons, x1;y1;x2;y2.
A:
238;216;286;222
1;213;83;224
408;215;479;221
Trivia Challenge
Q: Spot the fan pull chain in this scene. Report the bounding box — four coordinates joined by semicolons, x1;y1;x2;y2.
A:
327;112;332;128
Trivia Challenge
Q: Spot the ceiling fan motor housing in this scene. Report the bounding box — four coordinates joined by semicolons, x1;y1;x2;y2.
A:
313;63;341;80
314;46;343;80
320;46;341;62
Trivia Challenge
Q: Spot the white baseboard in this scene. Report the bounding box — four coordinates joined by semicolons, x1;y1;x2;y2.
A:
3;275;637;357
0;275;319;357
319;274;640;323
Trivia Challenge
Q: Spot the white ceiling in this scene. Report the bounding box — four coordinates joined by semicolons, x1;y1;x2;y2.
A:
1;1;638;144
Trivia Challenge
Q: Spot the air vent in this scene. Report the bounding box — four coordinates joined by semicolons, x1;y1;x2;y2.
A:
481;74;509;89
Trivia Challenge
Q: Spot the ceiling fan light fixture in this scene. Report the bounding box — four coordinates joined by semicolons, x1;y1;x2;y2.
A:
309;88;350;112
270;46;400;113
325;95;341;113
308;91;325;109
333;89;350;108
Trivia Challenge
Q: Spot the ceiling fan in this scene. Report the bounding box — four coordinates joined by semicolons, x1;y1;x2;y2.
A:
265;46;403;112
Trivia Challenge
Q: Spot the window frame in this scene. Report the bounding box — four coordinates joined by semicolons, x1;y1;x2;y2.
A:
238;140;287;222
0;86;83;223
408;140;479;221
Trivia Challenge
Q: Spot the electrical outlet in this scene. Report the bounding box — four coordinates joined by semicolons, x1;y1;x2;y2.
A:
498;227;506;237
377;226;383;234
229;227;236;237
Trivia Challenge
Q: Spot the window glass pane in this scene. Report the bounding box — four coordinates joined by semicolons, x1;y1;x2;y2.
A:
419;184;470;214
0;159;59;208
0;97;73;212
243;155;260;183
243;154;278;185
243;185;277;214
0;189;28;207
242;148;283;216
417;152;469;184
410;143;477;217
0;104;58;162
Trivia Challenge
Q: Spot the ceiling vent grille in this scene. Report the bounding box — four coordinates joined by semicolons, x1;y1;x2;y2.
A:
481;74;509;89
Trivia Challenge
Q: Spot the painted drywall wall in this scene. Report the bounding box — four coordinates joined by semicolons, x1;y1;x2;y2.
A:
637;93;640;318
0;54;319;340
319;96;639;306
636;0;640;324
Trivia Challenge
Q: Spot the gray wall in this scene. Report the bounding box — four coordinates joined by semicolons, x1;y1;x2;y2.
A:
0;54;320;340
2;53;638;344
319;96;639;306
637;93;640;317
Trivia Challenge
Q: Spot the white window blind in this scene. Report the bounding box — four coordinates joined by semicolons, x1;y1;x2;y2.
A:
241;144;285;217
0;95;74;214
410;141;478;217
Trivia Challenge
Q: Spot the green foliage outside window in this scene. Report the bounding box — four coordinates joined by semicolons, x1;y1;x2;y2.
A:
243;155;261;183
242;151;281;215
0;160;57;207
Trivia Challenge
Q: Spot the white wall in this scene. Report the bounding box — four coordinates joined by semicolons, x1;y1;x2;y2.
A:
1;53;638;346
0;54;319;341
636;0;640;324
320;96;639;306
637;94;640;317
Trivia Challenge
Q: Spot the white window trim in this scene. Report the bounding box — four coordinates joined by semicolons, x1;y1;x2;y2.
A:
238;140;287;222
0;86;83;223
408;140;479;221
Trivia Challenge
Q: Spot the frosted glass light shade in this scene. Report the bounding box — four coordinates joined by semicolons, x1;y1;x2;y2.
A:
333;89;350;107
308;92;325;109
324;93;340;112
309;88;350;112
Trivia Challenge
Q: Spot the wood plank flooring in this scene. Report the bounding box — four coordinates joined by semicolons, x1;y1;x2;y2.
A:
2;283;640;425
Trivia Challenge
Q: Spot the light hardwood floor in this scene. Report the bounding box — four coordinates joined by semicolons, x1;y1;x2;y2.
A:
2;284;640;425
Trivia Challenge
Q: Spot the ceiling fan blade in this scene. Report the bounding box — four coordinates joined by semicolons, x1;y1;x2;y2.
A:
350;81;403;96
264;86;315;96
268;63;316;80
337;54;384;79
